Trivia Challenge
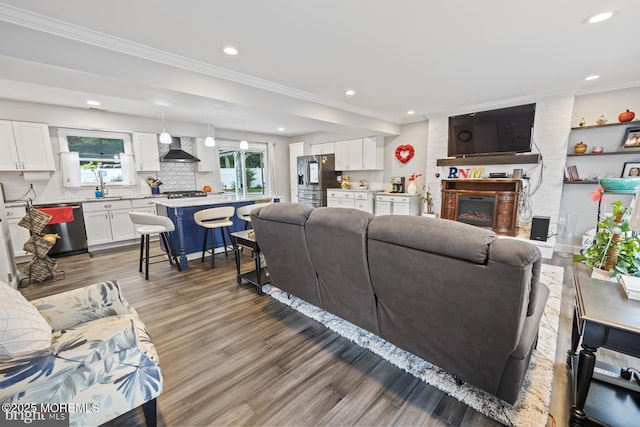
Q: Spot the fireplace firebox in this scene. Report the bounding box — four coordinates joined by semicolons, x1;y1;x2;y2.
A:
440;179;521;236
457;196;494;227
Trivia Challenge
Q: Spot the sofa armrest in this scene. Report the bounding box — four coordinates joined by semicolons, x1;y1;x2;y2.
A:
489;239;542;316
31;280;137;331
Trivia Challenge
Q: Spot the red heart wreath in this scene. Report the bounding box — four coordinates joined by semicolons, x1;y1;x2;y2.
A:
395;144;415;163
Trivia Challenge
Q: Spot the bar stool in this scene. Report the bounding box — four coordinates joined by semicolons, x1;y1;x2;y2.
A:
128;212;182;280
236;202;272;230
194;206;235;268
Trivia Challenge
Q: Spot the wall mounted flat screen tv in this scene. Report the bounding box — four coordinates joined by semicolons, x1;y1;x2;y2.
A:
448;103;536;157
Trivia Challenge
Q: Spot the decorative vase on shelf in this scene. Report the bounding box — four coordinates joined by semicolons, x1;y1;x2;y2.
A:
596;115;607;125
619;109;636;123
407;181;417;195
574;142;588;154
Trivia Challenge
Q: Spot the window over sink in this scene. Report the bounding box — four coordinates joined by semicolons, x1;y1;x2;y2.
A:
57;128;133;186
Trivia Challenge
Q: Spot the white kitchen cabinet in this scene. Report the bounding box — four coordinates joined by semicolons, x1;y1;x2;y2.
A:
327;190;374;213
335;139;363;171
132;132;160;171
310;142;335;155
83;200;135;246
362;136;384;170
375;194;420;216
193;138;217;172
289;142;304;203
335;137;383;171
130;198;167;215
5;206;30;257
327;190;355;208
0;120;55;171
354;192;374;214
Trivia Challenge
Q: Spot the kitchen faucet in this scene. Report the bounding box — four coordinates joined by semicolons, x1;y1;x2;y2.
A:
99;175;108;196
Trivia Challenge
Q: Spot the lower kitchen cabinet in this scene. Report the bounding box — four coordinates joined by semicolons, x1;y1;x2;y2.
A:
327;190;374;213
375;194;421;216
83;200;135;246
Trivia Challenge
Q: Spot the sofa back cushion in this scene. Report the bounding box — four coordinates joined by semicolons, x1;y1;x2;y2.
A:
0;281;52;359
367;215;540;396
251;203;322;306
369;216;496;263
306;208;378;334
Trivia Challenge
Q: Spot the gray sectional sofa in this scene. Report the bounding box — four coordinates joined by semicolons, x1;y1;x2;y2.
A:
251;203;549;404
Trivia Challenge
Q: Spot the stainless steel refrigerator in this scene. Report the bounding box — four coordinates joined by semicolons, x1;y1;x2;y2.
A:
297;154;340;207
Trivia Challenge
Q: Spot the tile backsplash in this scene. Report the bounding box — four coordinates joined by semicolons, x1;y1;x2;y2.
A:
156;137;197;192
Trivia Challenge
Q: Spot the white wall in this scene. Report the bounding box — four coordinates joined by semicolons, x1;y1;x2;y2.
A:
424;96;574;235
0;99;290;203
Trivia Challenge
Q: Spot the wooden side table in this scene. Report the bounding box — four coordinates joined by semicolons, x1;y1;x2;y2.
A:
567;276;640;427
230;230;269;295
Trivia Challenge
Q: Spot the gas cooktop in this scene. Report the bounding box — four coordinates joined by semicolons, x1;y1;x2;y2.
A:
164;190;208;199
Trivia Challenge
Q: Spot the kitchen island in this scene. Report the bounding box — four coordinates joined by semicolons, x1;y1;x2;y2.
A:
155;195;278;270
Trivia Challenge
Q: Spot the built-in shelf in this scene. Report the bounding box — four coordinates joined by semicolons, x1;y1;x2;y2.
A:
436;153;541;166
571;120;640;131
567;151;640;157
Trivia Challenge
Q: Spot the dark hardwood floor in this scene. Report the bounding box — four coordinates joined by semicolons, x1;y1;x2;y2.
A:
16;244;637;426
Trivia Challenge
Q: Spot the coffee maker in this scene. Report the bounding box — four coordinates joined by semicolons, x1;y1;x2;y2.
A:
391;176;405;193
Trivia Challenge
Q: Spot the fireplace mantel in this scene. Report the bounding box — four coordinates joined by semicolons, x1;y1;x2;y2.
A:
440;179;522;236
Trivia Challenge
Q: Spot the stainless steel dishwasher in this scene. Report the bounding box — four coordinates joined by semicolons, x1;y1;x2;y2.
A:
34;202;88;257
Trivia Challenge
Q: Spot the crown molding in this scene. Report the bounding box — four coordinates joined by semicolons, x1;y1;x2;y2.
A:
0;3;397;124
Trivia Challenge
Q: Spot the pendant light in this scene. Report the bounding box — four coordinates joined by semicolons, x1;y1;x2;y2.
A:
159;111;171;144
204;113;215;147
239;119;248;150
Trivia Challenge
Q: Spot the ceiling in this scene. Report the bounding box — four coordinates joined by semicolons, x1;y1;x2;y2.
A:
0;0;638;137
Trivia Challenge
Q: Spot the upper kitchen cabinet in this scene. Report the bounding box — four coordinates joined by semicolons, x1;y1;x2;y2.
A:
310;142;335;155
132;132;160;171
193;138;217;172
0;121;55;171
334;136;383;171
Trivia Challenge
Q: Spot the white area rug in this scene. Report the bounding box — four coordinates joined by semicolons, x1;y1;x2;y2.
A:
267;264;563;427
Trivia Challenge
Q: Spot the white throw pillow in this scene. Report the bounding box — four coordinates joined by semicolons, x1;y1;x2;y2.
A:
0;281;52;359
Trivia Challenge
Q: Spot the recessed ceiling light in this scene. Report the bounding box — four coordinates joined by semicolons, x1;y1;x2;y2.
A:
407;110;415;115
585;75;600;81
584;11;614;24
87;100;100;106
223;46;239;56
345;89;355;96
278;127;285;132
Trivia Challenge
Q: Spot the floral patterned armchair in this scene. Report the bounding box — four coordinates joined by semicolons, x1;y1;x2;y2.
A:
0;280;162;427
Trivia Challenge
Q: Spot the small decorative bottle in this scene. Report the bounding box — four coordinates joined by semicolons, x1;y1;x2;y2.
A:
596;115;607;125
95;187;102;198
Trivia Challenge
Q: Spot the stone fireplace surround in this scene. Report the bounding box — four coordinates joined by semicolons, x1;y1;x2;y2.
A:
440;179;522;236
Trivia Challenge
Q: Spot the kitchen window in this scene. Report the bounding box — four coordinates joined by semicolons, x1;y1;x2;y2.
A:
218;141;267;196
57;128;134;186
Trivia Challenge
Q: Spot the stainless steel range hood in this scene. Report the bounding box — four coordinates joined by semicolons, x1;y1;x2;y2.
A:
160;136;201;163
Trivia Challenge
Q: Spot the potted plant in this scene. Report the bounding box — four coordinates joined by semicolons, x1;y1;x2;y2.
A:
573;201;640;277
420;184;435;215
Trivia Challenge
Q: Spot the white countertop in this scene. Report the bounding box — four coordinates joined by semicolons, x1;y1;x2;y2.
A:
327;188;380;193
375;192;421;197
155;194;275;208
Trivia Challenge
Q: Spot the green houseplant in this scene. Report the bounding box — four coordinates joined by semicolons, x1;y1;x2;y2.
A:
420;185;434;214
573;201;640;277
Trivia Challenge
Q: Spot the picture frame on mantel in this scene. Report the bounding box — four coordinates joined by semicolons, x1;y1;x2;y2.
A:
620;126;640;150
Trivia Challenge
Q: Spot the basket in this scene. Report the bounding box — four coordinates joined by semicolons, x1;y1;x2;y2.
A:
18;207;52;234
22;257;57;283
23;236;55;255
